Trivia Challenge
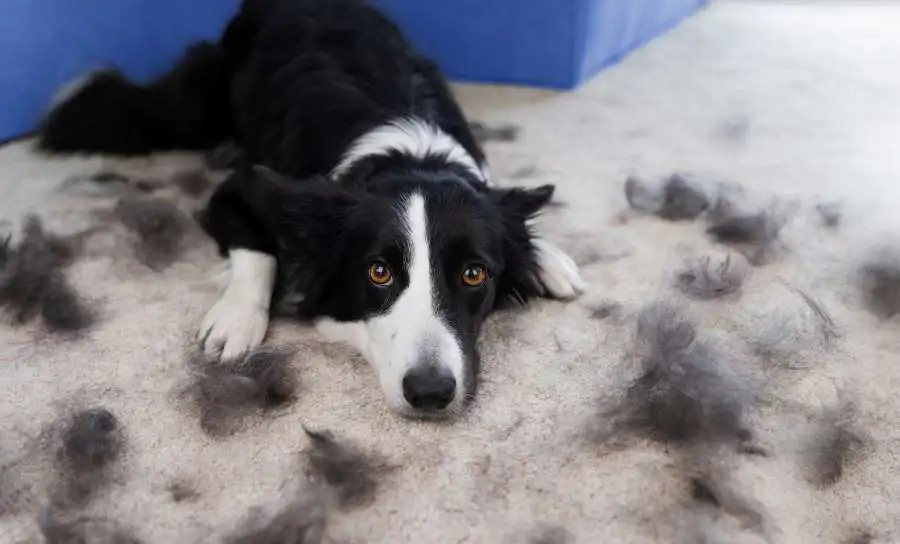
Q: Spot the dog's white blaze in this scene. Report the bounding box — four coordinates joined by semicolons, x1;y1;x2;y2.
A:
315;194;464;413
198;249;276;360
330;117;490;184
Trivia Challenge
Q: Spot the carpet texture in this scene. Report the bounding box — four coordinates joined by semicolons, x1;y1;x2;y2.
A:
2;1;900;543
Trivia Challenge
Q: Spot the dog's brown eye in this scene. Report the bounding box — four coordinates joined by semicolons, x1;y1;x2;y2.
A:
461;263;487;287
368;262;393;286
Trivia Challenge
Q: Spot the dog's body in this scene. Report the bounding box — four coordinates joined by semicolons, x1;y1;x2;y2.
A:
37;0;585;417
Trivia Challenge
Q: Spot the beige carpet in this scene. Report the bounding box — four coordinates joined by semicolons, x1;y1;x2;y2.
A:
3;1;900;542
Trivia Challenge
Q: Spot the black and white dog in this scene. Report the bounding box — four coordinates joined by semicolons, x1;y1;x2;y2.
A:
36;0;585;417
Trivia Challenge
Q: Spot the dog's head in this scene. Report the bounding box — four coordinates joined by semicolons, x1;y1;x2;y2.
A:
234;165;578;417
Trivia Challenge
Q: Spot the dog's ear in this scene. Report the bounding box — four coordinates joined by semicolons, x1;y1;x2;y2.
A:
246;164;332;214
251;164;296;191
491;184;556;220
490;184;585;305
234;164;362;243
252;168;368;299
206;164;368;308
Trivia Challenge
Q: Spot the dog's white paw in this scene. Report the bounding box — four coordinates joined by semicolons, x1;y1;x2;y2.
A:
532;238;587;300
199;289;270;360
199;249;277;360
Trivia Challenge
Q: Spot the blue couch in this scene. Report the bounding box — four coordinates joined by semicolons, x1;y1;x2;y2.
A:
374;0;709;89
0;0;708;142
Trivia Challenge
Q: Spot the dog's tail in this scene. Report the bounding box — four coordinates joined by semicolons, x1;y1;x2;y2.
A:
36;42;233;156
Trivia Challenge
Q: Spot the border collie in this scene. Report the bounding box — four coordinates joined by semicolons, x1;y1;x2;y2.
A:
35;0;586;417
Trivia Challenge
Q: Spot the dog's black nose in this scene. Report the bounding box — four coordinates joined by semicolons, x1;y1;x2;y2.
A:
402;366;456;411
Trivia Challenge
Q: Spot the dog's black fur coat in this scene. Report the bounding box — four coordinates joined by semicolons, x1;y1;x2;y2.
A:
37;0;485;179
37;0;558;312
36;0;568;410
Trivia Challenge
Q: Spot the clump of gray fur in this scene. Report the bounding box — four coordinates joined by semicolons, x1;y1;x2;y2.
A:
750;283;840;365
185;348;298;436
39;507;143;544
816;202;843;228
0;451;38;517
167;479;200;503
469;121;520;144
52;408;125;508
625;173;710;220
790;286;838;344
588;301;620;321
225;494;329;544
684;462;772;541
842;528;876;544
113;196;190;271
599;303;755;444
304;428;382;509
688;477;766;532
705;197;794;266
804;401;870;488
0;215;96;332
675;254;745;300
859;252;900;318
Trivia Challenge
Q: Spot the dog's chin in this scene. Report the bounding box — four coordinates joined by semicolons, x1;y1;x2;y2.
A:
393;403;467;423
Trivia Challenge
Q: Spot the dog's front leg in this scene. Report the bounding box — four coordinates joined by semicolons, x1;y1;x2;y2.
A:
531;237;587;300
198;248;276;359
